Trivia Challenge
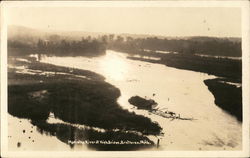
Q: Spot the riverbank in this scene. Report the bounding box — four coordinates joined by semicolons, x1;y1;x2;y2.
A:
204;78;242;121
8;57;162;150
127;51;241;81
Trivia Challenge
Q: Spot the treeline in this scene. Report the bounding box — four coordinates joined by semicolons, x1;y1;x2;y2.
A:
37;38;106;56
8;40;35;55
8;37;106;57
8;31;241;57
108;36;241;57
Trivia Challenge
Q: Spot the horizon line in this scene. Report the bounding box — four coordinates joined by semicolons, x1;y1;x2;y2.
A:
9;24;242;39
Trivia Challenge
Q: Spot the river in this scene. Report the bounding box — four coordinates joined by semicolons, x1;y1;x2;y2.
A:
9;50;242;151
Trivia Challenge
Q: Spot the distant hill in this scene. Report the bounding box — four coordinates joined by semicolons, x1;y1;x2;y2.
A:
8;25;107;43
8;25;53;44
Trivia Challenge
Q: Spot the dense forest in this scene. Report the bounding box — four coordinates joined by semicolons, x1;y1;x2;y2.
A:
8;37;106;57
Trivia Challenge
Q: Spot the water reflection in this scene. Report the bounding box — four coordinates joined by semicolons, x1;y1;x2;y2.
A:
99;52;129;81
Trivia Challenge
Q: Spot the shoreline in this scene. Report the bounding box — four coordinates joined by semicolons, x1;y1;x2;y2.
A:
204;78;242;122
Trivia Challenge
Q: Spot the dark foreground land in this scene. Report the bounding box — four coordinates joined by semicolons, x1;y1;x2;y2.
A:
8;57;162;150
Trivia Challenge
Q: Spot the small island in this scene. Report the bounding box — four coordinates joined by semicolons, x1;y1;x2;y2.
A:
128;96;158;110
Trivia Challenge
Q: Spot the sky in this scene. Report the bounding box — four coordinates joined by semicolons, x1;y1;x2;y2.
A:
7;7;241;37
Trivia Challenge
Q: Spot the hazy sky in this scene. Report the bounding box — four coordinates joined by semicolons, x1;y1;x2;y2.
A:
7;7;241;37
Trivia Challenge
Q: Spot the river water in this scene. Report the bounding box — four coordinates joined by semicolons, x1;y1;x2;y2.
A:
9;50;242;151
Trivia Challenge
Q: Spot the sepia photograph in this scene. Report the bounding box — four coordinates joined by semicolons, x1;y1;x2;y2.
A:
1;1;249;157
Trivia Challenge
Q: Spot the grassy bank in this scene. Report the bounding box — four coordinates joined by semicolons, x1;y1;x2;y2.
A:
127;52;241;81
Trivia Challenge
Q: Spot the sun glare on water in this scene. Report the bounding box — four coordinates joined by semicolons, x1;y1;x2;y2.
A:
99;51;129;81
